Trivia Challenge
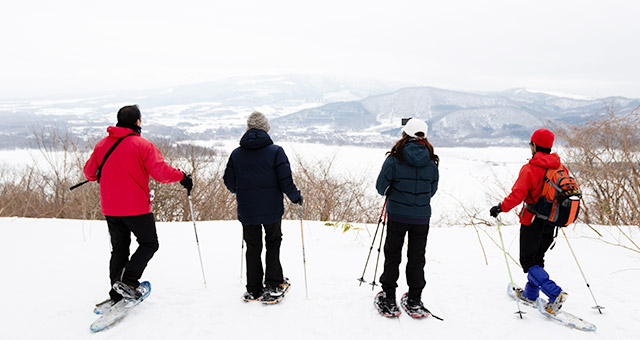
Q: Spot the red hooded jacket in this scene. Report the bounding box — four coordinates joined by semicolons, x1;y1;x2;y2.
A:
84;126;184;216
501;152;564;225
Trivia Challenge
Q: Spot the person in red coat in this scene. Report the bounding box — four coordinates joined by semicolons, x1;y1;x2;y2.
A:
489;129;569;314
84;105;192;304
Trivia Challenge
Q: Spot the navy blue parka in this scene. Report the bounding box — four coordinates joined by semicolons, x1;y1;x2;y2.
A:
223;129;301;225
375;140;439;221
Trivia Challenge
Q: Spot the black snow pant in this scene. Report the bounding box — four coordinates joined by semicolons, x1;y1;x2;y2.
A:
242;220;284;295
106;213;159;301
519;217;556;273
380;220;429;301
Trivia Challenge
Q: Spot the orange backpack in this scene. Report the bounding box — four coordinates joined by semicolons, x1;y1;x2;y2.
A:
527;165;581;226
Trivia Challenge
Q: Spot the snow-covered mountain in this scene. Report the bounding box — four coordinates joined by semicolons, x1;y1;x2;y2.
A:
272;87;640;146
1;75;637;148
0;74;405;148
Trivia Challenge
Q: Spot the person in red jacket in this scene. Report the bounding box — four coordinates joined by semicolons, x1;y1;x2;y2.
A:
489;128;568;314
84;105;192;305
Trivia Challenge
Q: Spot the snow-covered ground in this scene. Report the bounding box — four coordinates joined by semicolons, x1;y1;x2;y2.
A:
1;144;639;338
0;217;638;339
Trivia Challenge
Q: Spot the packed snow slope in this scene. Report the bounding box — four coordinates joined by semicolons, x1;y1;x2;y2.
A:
0;217;638;339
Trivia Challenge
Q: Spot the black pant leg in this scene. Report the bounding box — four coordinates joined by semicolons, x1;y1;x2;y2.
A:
406;223;429;300
106;216;131;300
121;213;159;287
243;224;264;294
535;223;556;268
380;220;409;298
263;219;284;287
520;218;552;273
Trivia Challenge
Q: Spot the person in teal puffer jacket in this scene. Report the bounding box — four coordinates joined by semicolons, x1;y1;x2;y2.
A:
373;118;440;318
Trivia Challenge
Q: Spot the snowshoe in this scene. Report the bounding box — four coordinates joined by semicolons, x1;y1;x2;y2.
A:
93;298;117;315
400;293;431;318
261;277;291;305
374;291;401;317
90;281;151;333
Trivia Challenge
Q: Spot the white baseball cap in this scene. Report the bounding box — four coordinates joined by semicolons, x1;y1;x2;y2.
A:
402;118;428;138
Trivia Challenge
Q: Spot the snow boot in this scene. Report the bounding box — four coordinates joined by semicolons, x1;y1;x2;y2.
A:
262;277;291;304
112;281;148;300
544;291;568;315
400;293;431;318
374;291;401;317
242;290;264;302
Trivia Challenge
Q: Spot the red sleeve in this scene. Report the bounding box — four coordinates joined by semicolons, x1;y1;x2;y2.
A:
83;148;100;181
501;164;534;213
142;141;184;183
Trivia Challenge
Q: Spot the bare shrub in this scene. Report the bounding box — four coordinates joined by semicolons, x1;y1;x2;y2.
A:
555;105;640;252
284;154;379;223
149;139;235;222
0;126;101;219
555;106;640;227
1;131;378;224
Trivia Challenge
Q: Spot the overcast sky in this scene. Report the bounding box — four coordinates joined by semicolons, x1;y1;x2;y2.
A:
1;0;639;99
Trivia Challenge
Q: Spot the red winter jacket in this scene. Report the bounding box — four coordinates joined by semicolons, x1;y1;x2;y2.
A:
84;126;184;216
500;152;563;225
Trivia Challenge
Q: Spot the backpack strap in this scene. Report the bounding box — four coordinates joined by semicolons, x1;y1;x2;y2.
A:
96;133;136;183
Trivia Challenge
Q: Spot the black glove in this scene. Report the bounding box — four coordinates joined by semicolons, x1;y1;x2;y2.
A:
293;193;304;206
180;172;193;195
489;203;502;218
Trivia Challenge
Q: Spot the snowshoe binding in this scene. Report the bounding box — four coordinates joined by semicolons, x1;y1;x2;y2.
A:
400;293;431;318
261;277;291;305
113;281;150;300
544;291;568;315
374;291;401;318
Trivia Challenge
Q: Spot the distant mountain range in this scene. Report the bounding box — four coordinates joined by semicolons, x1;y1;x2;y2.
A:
271;86;640;146
0;74;637;148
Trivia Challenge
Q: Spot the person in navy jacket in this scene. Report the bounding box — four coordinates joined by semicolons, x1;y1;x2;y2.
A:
374;118;439;317
223;111;302;301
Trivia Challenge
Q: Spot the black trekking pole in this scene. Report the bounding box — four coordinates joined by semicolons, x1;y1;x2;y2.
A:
358;199;387;286
560;228;605;313
298;205;309;298
69;180;89;191
187;190;207;287
240;237;245;284
370;207;388;291
496;217;526;319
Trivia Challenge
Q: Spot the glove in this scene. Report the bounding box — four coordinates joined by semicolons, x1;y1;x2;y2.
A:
293;193;304;206
180;172;193;195
489;203;502;218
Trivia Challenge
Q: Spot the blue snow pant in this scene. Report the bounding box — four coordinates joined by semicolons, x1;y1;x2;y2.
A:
520;218;562;302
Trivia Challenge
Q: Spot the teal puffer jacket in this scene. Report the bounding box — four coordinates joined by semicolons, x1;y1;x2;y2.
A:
375;140;439;220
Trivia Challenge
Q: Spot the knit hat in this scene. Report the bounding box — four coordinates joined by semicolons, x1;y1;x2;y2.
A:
247;111;270;132
402;118;428;138
531;128;555;149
